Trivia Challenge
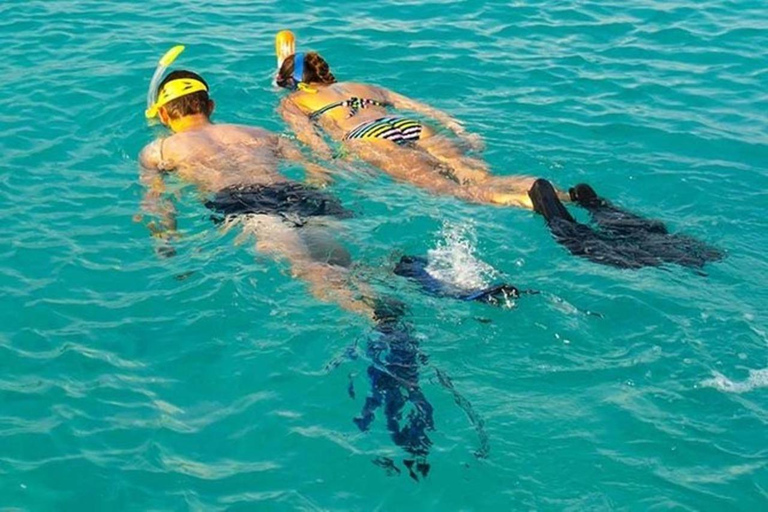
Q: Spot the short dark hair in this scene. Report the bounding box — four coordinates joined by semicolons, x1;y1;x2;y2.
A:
157;70;213;119
276;52;336;89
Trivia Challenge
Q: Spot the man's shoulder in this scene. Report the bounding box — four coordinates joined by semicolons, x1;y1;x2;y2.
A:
215;123;275;139
139;138;164;169
140;133;186;170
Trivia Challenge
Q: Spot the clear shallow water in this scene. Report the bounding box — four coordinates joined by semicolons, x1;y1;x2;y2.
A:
1;0;767;509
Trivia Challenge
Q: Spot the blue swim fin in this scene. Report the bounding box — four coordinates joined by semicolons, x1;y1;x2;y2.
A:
394;256;520;305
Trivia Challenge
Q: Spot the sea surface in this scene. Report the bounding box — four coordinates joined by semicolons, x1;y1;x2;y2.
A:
1;0;767;509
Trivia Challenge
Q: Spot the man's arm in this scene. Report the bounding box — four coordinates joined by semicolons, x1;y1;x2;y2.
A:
276;135;334;187
278;97;333;160
138;140;178;255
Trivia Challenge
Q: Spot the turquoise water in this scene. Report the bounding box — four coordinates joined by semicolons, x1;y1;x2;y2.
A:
2;0;767;509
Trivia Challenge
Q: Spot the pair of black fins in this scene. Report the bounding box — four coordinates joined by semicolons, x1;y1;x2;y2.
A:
369;182;722;479
528;179;724;270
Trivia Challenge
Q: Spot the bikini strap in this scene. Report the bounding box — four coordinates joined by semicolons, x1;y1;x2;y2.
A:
308;97;394;121
308;100;345;120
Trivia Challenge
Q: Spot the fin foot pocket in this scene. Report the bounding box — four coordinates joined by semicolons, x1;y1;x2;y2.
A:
528;178;575;223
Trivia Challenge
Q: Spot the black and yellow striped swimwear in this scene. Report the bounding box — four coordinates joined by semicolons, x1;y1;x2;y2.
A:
344;116;423;145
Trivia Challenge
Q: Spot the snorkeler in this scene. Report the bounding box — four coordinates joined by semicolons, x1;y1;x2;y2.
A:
138;68;373;314
139;50;437;478
273;32;559;209
271;32;723;270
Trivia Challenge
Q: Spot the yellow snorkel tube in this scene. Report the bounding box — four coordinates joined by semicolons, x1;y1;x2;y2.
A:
275;30;296;73
145;45;185;120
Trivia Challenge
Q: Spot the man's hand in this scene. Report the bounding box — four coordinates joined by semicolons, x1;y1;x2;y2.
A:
134;215;179;258
146;220;179;240
148;223;179;258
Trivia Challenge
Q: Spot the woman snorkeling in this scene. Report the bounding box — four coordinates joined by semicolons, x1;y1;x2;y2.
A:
275;48;547;209
272;33;723;270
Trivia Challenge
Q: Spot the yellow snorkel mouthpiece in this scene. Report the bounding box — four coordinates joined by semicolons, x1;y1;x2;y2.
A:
160;45;185;67
145;45;186;119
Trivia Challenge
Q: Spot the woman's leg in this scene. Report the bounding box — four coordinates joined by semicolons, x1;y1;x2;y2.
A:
344;139;546;209
416;133;492;184
419;133;574;208
344;139;473;195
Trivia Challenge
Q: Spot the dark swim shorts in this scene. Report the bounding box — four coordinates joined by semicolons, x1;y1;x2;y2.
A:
205;182;352;225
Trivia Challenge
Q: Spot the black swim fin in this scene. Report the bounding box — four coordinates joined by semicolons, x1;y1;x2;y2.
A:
528;179;661;269
529;179;723;269
569;183;724;268
529;178;575;223
394;255;520;305
356;306;435;466
569;184;668;235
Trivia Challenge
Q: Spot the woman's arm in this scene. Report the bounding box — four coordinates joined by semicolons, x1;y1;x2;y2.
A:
383;90;463;133
382;89;483;149
279;97;333;160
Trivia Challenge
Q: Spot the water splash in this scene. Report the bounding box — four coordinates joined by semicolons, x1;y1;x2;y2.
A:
425;222;499;291
700;368;768;394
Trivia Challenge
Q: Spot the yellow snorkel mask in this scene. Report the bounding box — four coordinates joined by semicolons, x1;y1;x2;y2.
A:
274;30;317;93
145;45;209;119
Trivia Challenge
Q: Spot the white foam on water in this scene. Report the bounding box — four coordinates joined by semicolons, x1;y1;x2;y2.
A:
425;222;499;291
700;368;768;394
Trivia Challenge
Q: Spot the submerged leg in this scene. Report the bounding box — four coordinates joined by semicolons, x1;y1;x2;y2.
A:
346;139;470;193
417;134;492;184
231;215;372;316
354;305;434;477
418;134;577;209
347;139;568;210
345;140;535;208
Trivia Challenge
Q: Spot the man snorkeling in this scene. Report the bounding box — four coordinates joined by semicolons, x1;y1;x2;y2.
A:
138;56;437;479
138;68;375;314
271;32;723;270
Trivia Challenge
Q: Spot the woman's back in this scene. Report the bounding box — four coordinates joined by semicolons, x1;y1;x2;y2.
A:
286;82;393;137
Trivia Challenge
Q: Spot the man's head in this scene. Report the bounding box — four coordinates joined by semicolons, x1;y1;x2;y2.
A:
155;70;215;126
276;52;336;90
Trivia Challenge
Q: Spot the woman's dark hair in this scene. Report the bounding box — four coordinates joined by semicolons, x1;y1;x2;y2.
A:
157;70;213;119
276;51;337;89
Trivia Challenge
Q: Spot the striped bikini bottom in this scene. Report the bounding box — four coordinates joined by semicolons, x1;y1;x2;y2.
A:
344;116;423;145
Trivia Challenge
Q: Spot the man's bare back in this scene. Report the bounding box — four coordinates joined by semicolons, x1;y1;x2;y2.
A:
140;122;293;193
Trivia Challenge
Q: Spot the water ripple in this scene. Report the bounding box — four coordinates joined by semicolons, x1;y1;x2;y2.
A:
1;0;767;509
